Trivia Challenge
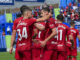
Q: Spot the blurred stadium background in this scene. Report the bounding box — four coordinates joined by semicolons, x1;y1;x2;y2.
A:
0;0;80;60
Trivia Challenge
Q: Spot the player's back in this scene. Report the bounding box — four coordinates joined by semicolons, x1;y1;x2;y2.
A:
13;18;37;51
13;17;23;26
68;28;79;47
57;23;69;45
69;28;79;40
34;22;47;40
45;18;57;50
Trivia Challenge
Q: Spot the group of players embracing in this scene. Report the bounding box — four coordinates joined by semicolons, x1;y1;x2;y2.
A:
9;5;80;60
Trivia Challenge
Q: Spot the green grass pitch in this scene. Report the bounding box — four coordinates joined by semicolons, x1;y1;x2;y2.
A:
0;52;80;60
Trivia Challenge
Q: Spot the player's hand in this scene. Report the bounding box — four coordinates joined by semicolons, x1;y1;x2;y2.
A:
49;13;52;17
9;46;13;54
40;41;47;47
69;35;74;40
32;39;39;43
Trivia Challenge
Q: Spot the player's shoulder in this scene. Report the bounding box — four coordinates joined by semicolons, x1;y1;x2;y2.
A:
49;17;55;20
14;17;23;22
29;18;37;22
49;17;56;23
75;28;79;32
60;23;69;30
70;28;78;32
61;23;69;28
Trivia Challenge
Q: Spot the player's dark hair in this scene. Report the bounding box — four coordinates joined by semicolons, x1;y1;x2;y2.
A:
57;14;64;22
20;5;27;12
20;5;32;15
70;21;75;26
42;7;50;13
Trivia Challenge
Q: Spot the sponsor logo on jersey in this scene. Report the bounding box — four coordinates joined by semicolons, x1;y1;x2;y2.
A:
58;25;66;29
17;22;27;27
50;24;54;27
37;23;44;27
70;30;76;33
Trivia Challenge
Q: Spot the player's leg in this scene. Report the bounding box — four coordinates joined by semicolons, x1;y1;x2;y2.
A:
43;50;53;60
40;48;44;60
15;49;23;60
72;48;77;60
65;51;68;60
51;50;57;60
67;48;72;60
23;50;32;60
58;51;67;60
32;48;41;60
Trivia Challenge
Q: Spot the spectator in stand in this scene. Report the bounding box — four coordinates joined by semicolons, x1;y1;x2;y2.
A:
42;3;48;8
68;3;73;15
34;9;38;18
7;26;11;35
70;10;75;21
79;7;80;19
49;5;53;13
2;28;5;36
78;0;80;3
74;12;79;21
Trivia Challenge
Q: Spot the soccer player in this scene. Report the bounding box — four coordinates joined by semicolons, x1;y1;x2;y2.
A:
32;9;48;60
9;5;51;60
67;21;80;60
56;14;69;60
39;7;57;60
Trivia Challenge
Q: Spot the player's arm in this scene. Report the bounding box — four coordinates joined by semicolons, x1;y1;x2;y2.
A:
32;28;39;43
44;28;57;42
9;30;16;54
69;34;74;40
9;19;17;54
32;28;38;39
36;13;52;22
67;30;74;48
34;23;45;30
40;28;57;47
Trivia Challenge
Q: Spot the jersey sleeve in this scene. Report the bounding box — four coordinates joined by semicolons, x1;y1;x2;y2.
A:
67;29;70;41
77;29;79;36
49;18;56;29
66;27;70;40
13;20;17;30
67;29;70;35
31;18;37;24
49;22;56;29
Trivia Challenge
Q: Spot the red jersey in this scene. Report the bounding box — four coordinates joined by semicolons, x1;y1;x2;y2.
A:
57;23;69;51
32;22;47;48
67;28;79;48
13;17;36;51
45;18;57;50
35;22;47;40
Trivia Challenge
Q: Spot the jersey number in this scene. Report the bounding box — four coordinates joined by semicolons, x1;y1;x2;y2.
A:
17;27;28;41
57;30;63;41
38;31;41;38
